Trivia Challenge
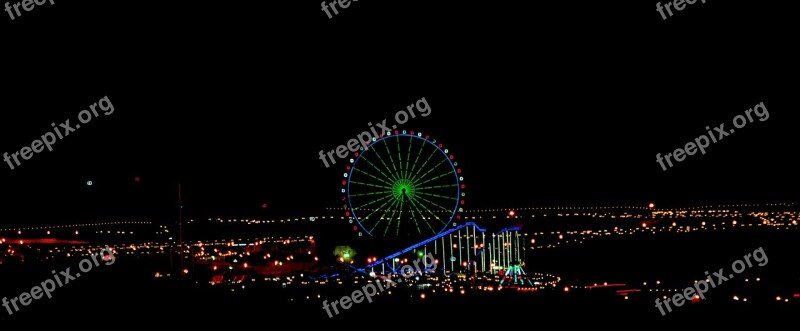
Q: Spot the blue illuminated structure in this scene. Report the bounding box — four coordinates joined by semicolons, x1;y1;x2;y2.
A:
357;222;525;276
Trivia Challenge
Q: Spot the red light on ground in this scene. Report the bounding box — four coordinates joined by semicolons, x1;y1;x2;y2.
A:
261;203;268;209
353;226;358;231
134;176;141;182
509;210;516;217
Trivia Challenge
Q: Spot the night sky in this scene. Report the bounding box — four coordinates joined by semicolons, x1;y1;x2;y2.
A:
1;0;796;224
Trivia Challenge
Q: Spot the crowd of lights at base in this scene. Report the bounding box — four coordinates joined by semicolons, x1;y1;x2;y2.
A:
1;203;797;305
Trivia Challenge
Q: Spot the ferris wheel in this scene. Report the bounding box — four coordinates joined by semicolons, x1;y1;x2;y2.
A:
343;130;464;239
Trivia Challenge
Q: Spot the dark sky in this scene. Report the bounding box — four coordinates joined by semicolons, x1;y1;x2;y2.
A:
1;0;797;224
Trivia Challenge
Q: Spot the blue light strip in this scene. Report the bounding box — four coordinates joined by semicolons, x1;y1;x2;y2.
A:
357;221;488;272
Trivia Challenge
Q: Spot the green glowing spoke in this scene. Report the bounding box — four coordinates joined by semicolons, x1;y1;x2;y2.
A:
395;199;403;236
349;190;392;197
383;138;401;180
370;143;400;182
353;193;393;212
408;197;436;233
396;135;404;179
407;136;423;180
358;156;398;185
405;136;415;179
370;198;400;233
379;199;402;235
416;191;456;200
415;183;458;191
363;196;399;230
411;159;448;185
352;166;394;187
350;180;392;190
409;147;438;182
415;170;456;186
407;204;423;235
410;196;448;227
414;195;453;214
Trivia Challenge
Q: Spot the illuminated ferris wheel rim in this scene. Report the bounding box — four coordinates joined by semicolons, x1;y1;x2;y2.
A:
344;130;463;237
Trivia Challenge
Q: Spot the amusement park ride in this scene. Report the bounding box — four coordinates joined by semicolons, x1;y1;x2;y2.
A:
341;130;535;288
